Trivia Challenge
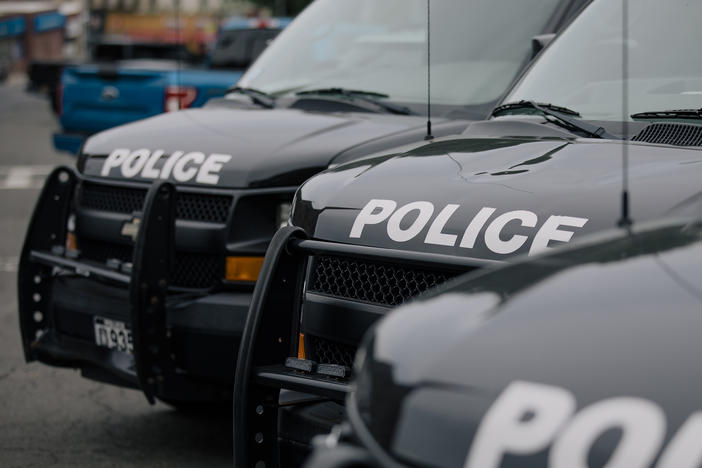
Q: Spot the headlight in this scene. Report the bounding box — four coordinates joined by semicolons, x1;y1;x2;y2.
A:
276;201;292;230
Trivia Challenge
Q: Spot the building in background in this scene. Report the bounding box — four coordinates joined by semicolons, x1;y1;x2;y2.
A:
0;1;70;75
60;1;85;58
88;0;277;55
87;0;237;14
86;0;311;15
0;0;311;79
0;12;24;79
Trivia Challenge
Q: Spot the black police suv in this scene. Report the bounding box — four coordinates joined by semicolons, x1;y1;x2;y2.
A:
234;0;702;463
305;214;702;468
18;0;585;407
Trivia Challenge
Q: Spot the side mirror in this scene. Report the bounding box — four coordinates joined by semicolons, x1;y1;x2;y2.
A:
531;33;556;59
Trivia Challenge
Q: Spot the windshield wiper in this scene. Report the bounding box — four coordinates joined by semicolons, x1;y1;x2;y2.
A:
226;86;276;109
492;100;619;139
493;101;582;117
295;88;414;115
631;108;702;120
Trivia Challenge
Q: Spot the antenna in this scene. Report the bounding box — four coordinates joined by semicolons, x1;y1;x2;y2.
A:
617;0;632;228
424;0;434;141
175;0;182;110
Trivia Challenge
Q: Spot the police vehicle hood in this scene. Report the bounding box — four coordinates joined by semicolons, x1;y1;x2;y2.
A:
79;106;468;189
352;219;702;468
292;120;702;262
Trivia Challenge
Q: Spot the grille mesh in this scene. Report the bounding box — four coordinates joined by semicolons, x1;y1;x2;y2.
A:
306;334;357;369
79;239;222;290
308;255;463;307
171;252;223;289
76;183;231;289
632;123;702;147
175;192;231;223
79;183;232;223
80;183;146;214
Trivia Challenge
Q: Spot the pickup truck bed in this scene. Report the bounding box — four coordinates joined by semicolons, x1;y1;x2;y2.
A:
54;60;243;154
52;22;287;154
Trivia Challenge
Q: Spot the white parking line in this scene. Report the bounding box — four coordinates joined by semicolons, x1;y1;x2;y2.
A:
0;165;54;190
0;257;19;273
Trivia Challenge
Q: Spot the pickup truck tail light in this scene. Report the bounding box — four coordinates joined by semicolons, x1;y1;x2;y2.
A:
164;85;197;112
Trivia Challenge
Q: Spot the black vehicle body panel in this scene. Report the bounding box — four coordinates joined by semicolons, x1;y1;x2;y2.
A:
81;106;470;189
234;227;500;466
236;0;702;462
15;63;476;405
235;116;702;465
292;120;702;260
18;168;253;402
286;120;702;354
18;107;472;402
19;0;589;410
319;218;702;468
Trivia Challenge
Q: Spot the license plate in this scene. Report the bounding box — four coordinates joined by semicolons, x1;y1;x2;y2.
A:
94;317;133;355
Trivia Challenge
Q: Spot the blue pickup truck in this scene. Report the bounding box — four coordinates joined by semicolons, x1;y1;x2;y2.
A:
54;19;288;154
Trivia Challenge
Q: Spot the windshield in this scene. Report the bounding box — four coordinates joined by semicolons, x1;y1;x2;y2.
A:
505;0;702;121
238;0;563;109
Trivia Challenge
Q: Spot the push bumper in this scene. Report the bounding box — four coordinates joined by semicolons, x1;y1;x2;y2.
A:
233;227;491;467
18;167;248;404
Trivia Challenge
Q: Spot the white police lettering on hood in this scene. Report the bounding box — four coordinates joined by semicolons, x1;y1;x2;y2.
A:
350;199;588;256
465;380;702;468
100;148;232;185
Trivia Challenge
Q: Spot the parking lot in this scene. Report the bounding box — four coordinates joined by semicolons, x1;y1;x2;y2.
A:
0;79;232;467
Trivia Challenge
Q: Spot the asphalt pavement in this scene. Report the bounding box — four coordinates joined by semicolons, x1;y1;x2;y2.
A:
0;77;232;467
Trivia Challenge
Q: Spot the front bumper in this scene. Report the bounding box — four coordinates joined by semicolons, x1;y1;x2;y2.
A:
18;167;251;404
31;275;250;394
233;227;493;467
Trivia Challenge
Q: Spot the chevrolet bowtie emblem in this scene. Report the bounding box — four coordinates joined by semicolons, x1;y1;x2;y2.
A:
120;217;141;242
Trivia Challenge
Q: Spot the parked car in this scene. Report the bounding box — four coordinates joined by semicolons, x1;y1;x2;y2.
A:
305;213;702;468
54;19;288;154
18;0;587;414
233;0;702;464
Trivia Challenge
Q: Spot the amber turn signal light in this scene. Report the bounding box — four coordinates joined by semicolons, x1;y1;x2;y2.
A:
225;256;264;282
65;232;78;252
297;333;306;360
